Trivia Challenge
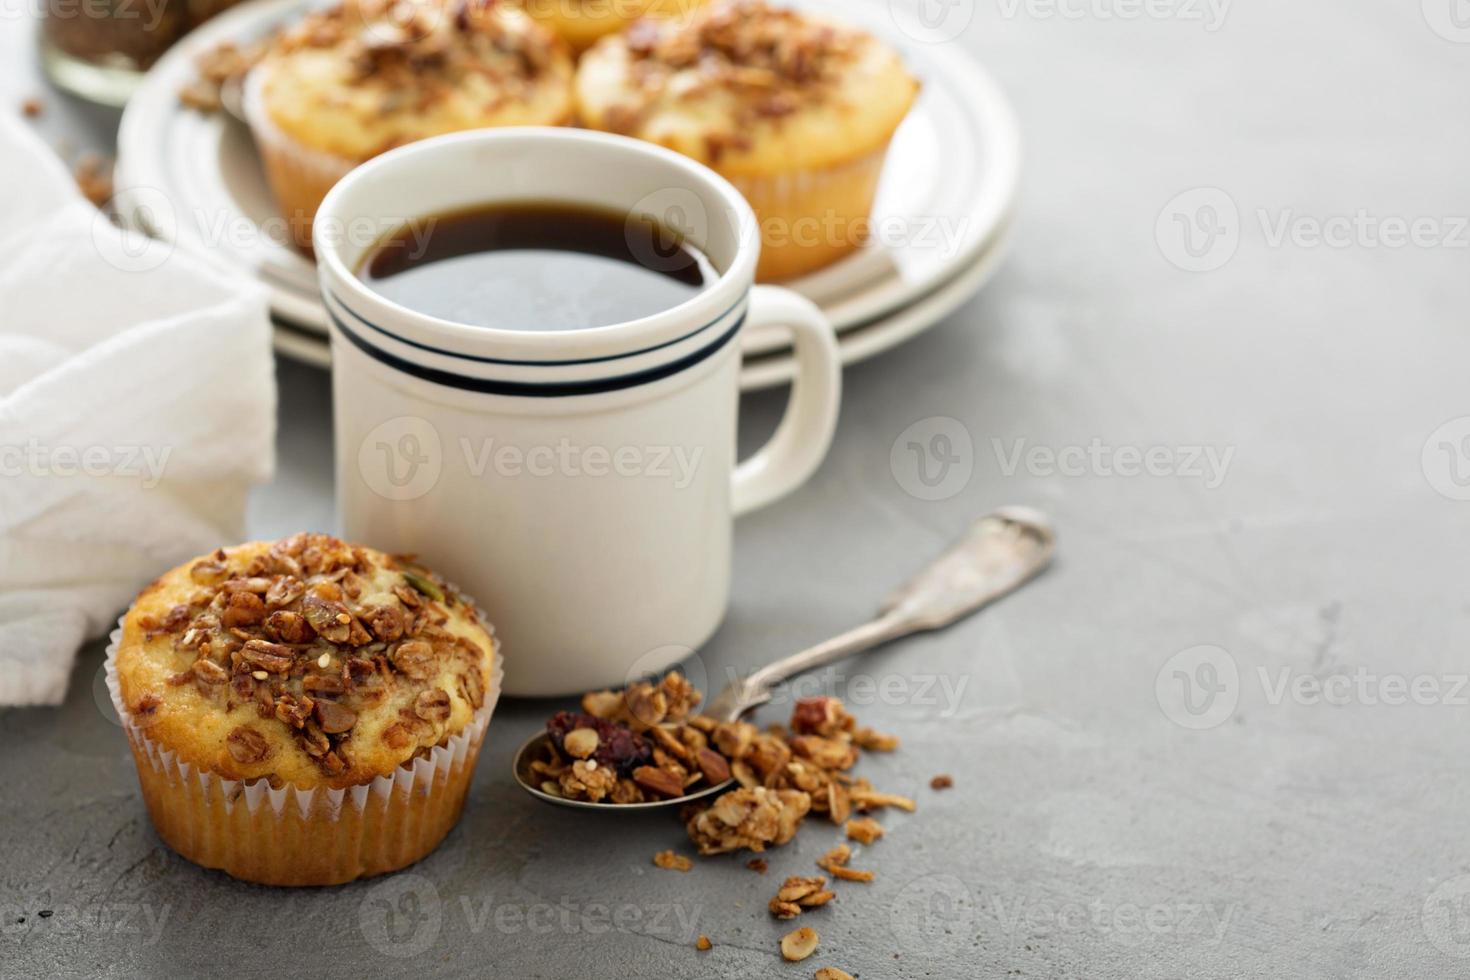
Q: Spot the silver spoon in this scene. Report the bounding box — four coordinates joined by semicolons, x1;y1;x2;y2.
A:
512;506;1057;812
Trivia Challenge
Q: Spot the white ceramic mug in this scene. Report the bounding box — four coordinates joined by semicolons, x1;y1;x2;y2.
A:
315;128;842;697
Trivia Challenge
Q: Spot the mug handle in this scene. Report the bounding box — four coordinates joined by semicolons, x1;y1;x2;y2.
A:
731;285;843;516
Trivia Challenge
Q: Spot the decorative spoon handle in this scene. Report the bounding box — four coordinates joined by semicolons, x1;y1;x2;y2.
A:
707;507;1056;722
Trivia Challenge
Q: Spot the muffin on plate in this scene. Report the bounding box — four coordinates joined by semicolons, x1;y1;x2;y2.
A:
243;0;574;249
515;0;709;53
106;533;500;886
576;0;920;281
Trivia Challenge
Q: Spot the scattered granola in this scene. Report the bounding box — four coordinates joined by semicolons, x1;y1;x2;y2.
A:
816;844;874;883
536;679;922;971
20;97;42;118
849;782;916;813
696;935;712;951
931;774;954;790
768;875;834;918
653;849;693;872
845;817;884;845
688;786;810;855
780;925;820;962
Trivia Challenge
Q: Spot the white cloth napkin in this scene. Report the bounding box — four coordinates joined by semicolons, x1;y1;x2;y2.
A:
0;113;277;705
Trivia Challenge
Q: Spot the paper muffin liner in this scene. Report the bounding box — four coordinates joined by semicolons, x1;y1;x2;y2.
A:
242;67;361;253
726;140;895;283
104;607;502;887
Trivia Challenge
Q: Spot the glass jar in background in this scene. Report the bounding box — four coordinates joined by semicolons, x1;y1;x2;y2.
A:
40;0;243;106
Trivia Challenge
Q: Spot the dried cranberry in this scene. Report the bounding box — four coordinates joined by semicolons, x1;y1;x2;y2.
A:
546;711;651;776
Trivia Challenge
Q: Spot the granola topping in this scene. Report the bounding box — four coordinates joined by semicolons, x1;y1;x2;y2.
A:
262;0;563;125
137;534;487;777
598;0;866;161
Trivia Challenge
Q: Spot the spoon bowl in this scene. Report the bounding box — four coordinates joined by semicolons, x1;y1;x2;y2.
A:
511;507;1056;812
512;731;735;812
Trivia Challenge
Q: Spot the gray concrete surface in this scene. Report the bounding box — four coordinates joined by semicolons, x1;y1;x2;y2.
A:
6;1;1470;976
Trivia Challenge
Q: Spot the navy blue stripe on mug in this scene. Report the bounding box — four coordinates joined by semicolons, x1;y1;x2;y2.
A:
330;309;747;398
326;291;743;368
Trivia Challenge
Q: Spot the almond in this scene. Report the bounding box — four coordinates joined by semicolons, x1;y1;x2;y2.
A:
780;926;818;962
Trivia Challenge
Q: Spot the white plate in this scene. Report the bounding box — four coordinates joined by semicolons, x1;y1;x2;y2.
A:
116;0;1019;357
271;217;1013;390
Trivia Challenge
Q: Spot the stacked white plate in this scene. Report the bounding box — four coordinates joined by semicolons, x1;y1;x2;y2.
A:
116;0;1020;390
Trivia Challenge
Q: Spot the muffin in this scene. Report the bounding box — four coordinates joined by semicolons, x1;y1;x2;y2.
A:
576;0;920;281
105;533;500;886
243;0;574;250
515;0;709;53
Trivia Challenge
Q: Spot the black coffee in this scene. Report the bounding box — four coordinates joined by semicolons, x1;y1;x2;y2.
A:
358;202;717;331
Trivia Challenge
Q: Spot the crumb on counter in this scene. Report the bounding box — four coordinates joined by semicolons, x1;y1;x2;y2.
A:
73;154;114;209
